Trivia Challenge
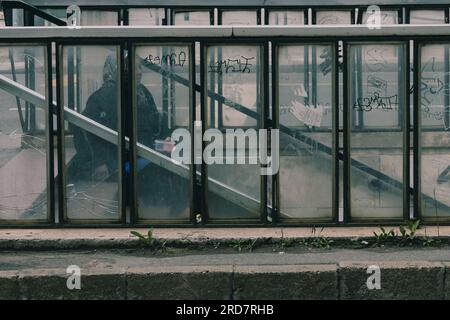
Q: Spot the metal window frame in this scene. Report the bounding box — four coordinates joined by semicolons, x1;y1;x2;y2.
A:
131;41;196;226
55;40;125;226
0;41;53;226
344;40;410;223
272;40;339;225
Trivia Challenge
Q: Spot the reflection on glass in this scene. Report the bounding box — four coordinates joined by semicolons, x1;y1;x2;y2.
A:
0;46;48;220
221;11;257;25
278;45;334;220
268;11;304;25
129;8;165;25
349;43;405;219
63;46;120;220
420;44;450;218
206;45;262;219
135;45;190;220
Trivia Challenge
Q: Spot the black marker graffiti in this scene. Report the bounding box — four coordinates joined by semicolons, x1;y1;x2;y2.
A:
353;92;398;112
208;56;255;74
144;51;187;67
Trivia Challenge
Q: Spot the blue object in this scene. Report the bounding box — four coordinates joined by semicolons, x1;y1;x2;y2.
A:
124;158;151;174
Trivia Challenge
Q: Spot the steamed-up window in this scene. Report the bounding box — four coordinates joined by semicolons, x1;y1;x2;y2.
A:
128;8;165;25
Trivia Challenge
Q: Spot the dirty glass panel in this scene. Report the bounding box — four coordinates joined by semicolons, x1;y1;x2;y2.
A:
135;45;190;220
349;43;405;219
420;44;450;218
278;44;334;220
81;10;118;26
0;45;48;221
316;10;351;25
206;45;262;219
128;8;165;25
62;45;120;221
410;10;445;24
173;10;211;25
221;10;258;25
268;10;304;25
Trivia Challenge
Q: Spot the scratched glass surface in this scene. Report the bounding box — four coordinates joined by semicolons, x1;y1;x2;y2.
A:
134;45;190;220
128;8;165;25
409;10;445;24
420;44;450;217
205;45;262;220
0;46;48;220
278;45;334;220
62;45;120;220
362;10;398;25
349;43;406;219
316;10;351;25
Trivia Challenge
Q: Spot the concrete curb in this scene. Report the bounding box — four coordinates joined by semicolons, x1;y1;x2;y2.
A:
1;261;449;300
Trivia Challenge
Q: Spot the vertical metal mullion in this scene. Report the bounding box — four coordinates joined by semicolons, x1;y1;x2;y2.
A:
403;41;411;221
189;42;196;223
200;42;209;223
129;42;138;225
119;42;128;224
55;43;65;224
271;41;279;224
413;41;421;220
342;41;350;223
332;42;339;223
260;42;269;223
46;42;55;224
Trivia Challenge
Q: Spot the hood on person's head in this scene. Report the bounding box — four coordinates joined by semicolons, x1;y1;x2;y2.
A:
103;53;118;83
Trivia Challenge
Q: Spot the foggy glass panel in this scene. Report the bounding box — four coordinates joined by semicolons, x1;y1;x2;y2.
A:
173;11;211;25
278;44;334;220
268;10;304;25
316;10;351;25
410;10;445;24
221;11;258;25
349;43;405;219
12;9;23;26
0;45;48;221
420;44;450;218
135;45;190;220
206;45;262;219
129;8;165;25
362;10;398;25
81;11;118;26
62;45;120;221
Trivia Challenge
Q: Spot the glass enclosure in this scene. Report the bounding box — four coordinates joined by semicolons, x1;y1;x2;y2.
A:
0;45;48;221
420;43;450;218
134;44;191;221
61;45;121;221
277;44;334;220
349;43;406;219
206;44;263;220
